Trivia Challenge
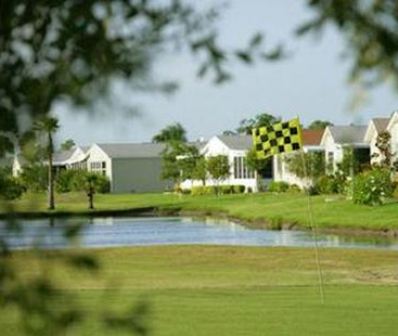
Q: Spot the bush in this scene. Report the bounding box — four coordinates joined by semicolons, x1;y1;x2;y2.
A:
191;186;217;196
0;174;26;200
56;170;110;194
352;168;394;205
268;181;289;193
19;164;48;192
220;185;233;194
232;185;245;194
191;185;245;196
288;184;301;193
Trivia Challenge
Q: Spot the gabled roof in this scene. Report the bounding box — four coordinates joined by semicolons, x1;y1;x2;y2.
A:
372;118;390;133
53;149;75;164
96;143;166;159
302;129;324;146
216;134;253;150
327;125;367;144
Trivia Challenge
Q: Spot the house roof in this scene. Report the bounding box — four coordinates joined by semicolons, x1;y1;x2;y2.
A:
53;149;75;164
372;118;390;133
216;134;253;150
302;129;324;146
328;125;367;144
97;143;166;159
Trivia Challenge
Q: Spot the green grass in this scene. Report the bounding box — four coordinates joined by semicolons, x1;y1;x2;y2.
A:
2;246;398;335
4;192;398;231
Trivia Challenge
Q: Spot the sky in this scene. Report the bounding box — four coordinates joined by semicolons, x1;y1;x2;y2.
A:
54;0;398;146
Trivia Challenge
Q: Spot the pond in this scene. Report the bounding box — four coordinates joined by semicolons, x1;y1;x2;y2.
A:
0;216;397;250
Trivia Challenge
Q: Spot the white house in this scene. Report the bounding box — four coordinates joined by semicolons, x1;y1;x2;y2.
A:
12;146;88;177
273;129;324;188
320;125;370;172
181;134;272;192
364;117;390;164
86;143;169;193
386;111;398;163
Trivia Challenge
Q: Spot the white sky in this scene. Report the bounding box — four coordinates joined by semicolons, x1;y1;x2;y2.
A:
54;0;398;146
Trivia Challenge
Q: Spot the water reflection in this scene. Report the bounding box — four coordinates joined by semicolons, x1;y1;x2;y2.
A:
0;216;398;250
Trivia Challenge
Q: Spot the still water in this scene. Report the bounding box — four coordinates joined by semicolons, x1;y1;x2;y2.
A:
0;216;397;250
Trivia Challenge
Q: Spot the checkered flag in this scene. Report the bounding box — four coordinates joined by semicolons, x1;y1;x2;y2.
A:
252;117;303;159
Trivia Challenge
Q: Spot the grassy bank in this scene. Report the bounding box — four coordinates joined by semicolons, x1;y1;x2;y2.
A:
2;246;398;335
3;192;398;232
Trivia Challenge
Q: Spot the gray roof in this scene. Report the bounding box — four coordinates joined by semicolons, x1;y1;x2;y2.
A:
372;118;390;133
80;146;90;154
53;149;75;164
97;143;166;158
328;125;367;144
217;134;253;150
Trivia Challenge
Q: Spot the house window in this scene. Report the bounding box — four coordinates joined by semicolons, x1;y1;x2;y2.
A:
233;157;254;179
90;161;107;175
327;152;334;172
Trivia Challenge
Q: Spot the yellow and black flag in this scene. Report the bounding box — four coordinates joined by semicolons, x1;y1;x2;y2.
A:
252;117;303;159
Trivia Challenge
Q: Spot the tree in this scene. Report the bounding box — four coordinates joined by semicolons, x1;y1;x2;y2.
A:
61;139;76;151
161;141;196;190
285;151;325;184
236;113;280;134
373;131;395;168
246;148;271;191
152;123;187;143
0;167;25;200
297;0;398;89
33;116;60;210
192;156;208;186
308;120;333;130
207;155;230;193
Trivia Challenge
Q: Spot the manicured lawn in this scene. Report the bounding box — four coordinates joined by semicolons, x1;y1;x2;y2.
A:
2;246;398;335
4;192;398;231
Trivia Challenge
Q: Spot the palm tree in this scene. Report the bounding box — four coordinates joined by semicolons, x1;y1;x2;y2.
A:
85;173;99;210
33;116;59;210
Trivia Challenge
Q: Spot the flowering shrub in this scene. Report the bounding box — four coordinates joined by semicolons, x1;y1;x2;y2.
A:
352;168;394;205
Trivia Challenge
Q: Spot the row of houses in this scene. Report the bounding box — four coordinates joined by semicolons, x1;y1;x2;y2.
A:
13;112;398;193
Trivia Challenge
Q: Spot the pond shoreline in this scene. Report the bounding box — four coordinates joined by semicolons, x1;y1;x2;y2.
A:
2;206;398;239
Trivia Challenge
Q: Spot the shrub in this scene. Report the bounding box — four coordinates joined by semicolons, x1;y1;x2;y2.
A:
0;175;25;200
288;184;301;193
268;181;289;193
352;168;394;205
55;169;75;193
191;186;217;196
19;164;48;192
180;189;191;195
220;185;233;194
232;185;245;194
55;170;110;194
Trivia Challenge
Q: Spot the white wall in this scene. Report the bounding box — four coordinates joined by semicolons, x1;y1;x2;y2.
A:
388;114;398;162
86;144;113;187
181;136;260;192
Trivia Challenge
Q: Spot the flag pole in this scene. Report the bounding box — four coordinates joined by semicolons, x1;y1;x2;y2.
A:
300;142;325;305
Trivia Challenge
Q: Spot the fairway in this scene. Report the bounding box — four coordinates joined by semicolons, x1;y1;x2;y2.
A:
2;246;398;335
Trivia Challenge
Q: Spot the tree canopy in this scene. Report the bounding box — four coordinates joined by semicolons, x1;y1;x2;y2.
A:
308;120;333;130
236;113;280;134
152;123;187;143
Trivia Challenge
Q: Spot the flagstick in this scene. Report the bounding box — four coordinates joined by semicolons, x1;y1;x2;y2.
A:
300;149;325;304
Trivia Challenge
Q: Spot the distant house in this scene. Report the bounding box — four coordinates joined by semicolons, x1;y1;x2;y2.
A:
364;117;390;164
320;125;370;172
273;129;324;188
386;111;398;163
12;146;88;177
181;134;272;192
86;143;169;193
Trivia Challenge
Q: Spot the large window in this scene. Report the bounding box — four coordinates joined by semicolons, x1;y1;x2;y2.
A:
90;161;107;175
233;157;255;179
